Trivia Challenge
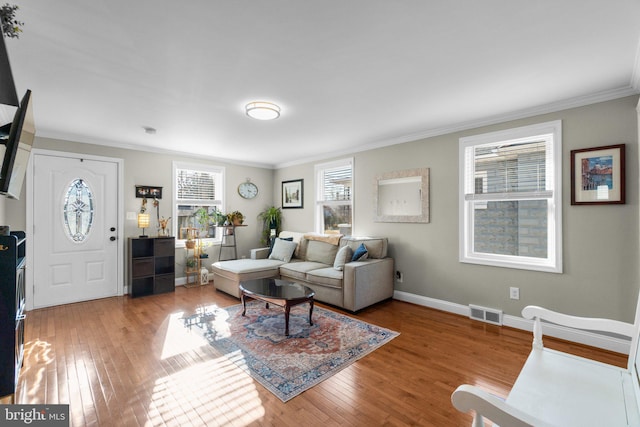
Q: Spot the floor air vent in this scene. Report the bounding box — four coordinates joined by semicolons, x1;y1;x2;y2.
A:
469;304;503;326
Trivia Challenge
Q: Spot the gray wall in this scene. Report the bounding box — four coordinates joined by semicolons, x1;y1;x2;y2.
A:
275;95;639;322
5;138;275;279
3;95;638;322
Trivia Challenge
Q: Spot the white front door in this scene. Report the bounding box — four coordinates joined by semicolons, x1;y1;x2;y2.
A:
32;153;120;308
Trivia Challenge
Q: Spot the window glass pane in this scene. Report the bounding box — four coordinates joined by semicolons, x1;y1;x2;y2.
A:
322;204;352;234
63;178;94;242
473;200;547;258
176;205;221;239
474;141;547;194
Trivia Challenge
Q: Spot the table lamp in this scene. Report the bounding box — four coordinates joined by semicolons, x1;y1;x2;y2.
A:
138;213;150;238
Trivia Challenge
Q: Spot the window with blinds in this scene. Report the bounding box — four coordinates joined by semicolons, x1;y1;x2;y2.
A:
173;162;225;242
315;158;353;235
459;121;562;273
176;169;217;200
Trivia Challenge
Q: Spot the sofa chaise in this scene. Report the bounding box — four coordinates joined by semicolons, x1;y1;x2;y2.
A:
211;231;394;312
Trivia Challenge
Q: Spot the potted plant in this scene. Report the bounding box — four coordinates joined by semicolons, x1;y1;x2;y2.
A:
194;207;213;237
212;210;227;226
258;206;282;246
227;211;244;226
0;4;23;39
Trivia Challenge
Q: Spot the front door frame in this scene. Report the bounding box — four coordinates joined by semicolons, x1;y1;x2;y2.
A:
25;148;125;311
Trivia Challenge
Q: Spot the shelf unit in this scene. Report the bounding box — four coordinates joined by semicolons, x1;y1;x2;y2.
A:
218;224;246;261
128;237;175;297
0;231;26;403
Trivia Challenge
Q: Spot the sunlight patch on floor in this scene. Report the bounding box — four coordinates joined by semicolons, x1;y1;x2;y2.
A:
158;304;230;360
19;340;54;402
149;353;264;426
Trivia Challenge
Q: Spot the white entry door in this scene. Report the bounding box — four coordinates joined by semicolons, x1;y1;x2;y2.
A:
32;153;120;308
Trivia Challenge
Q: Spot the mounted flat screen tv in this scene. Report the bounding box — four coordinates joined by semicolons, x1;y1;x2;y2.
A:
0;90;34;199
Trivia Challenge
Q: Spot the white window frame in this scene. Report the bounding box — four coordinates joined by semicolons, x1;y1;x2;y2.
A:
459;120;563;273
172;161;225;247
314;157;354;234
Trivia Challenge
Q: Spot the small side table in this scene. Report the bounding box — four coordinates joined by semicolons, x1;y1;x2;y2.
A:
217;224;247;261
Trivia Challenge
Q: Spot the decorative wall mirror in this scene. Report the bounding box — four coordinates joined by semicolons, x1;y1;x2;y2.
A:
373;168;430;223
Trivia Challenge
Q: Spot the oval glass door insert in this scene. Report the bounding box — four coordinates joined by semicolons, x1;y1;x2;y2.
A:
63;178;94;242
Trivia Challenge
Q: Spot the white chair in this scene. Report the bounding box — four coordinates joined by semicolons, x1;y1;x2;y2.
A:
451;302;640;426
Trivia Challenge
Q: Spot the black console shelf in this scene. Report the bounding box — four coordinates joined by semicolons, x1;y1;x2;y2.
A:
0;231;26;403
128;237;176;297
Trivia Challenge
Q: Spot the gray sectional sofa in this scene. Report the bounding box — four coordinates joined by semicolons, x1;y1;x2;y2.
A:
211;231;394;312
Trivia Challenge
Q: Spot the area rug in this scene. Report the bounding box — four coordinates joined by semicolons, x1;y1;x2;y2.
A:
185;301;399;402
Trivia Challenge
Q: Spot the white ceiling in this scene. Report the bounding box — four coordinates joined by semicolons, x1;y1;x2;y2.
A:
5;1;640;168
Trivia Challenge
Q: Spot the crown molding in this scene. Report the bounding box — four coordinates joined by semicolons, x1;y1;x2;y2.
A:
35;130;275;169
276;86;639;169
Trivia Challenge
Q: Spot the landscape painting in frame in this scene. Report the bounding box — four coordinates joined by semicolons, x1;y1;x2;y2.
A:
571;144;625;205
282;179;303;209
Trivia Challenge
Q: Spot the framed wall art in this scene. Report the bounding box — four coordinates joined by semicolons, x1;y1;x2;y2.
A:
282;179;303;209
571;144;625;205
135;185;163;199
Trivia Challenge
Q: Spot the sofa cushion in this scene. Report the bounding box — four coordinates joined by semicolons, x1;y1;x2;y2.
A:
306;267;343;289
333;245;352;271
342;237;388;259
279;231;305;258
212;259;284;274
268;236;293;256
305;240;339;265
351;243;369;261
269;238;297;262
279;261;328;281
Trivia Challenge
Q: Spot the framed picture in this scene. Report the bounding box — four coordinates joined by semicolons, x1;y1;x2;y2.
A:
571;144;625;205
282;179;303;209
135;185;163;199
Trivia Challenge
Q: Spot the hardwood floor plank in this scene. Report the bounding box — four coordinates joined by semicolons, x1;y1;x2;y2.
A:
16;285;627;426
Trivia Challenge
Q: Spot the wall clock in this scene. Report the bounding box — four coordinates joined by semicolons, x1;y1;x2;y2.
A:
238;180;258;199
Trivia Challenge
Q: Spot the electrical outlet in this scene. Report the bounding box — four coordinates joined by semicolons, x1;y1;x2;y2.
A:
510;287;520;300
395;271;403;283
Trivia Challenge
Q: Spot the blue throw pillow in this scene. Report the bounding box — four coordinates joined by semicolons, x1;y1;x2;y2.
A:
351;243;369;261
268;237;293;256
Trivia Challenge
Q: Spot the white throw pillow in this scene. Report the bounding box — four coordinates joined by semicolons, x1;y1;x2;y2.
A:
268;239;297;263
333;245;353;271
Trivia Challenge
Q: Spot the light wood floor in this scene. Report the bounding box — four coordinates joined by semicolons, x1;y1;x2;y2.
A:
15;285;626;426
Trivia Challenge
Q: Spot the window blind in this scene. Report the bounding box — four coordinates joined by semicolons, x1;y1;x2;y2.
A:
464;138;553;201
321;165;352;202
176;169;217;200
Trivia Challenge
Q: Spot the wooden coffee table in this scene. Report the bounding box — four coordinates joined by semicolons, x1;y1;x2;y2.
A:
239;278;315;336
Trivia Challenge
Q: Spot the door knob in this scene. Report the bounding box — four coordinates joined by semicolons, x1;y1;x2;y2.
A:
110;227;116;232
110;236;116;241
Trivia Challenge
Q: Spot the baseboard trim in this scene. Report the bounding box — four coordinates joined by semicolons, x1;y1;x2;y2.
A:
393;290;631;355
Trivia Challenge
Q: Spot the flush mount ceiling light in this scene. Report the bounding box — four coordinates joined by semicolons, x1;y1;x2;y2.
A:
245;101;281;120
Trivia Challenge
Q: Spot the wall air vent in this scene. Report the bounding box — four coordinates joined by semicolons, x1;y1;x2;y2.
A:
469;304;503;326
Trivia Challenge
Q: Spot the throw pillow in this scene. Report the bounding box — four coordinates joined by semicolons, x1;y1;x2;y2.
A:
268;238;297;263
351;243;369;261
268;236;293;256
333;245;353;271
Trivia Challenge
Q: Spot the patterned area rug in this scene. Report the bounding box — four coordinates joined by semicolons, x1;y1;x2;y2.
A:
185;301;399;402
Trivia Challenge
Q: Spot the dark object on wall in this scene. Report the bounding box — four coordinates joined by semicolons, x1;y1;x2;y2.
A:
282;179;303;209
571;144;625;205
135;185;162;199
0;89;34;199
0;230;26;403
0;35;17;106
